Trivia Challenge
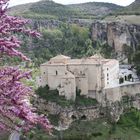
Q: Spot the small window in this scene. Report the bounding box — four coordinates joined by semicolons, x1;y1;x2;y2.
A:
107;82;109;84
44;72;45;74
56;71;58;75
107;68;109;71
107;73;109;77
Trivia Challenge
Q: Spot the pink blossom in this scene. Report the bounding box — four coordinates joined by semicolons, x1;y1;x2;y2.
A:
0;0;52;133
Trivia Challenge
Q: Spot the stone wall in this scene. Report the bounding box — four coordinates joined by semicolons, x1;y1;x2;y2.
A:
104;82;140;102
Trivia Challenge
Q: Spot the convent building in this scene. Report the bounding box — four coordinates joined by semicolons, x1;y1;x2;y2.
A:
37;54;119;101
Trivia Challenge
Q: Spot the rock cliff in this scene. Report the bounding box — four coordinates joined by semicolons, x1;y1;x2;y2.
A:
34;99;101;128
33;92;140;130
91;21;140;58
31;19;62;29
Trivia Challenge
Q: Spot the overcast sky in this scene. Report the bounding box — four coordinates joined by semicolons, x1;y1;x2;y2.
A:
9;0;135;7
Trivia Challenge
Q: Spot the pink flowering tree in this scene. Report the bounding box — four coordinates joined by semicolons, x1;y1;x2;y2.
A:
0;0;52;133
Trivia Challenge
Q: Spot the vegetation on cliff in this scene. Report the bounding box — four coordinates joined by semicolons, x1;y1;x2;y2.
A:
17;23;91;66
35;85;98;107
8;22;115;67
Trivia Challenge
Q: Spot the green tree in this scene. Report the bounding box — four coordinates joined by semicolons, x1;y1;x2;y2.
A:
85;39;94;56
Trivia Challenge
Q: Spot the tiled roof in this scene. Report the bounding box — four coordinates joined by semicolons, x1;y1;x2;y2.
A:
41;54;118;66
50;55;71;60
89;54;104;59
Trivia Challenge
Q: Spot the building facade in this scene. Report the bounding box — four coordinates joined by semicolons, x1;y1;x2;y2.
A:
37;54;119;101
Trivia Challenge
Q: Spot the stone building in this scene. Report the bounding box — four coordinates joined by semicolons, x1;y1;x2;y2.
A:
37;54;119;101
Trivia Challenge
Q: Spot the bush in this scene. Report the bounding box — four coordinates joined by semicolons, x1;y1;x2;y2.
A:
35;85;74;107
117;108;140;129
35;85;98;107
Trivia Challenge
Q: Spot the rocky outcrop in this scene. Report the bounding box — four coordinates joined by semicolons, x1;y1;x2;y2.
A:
59;106;100;127
35;99;125;128
91;21;140;56
105;101;124;122
29;19;62;30
33;98;102;128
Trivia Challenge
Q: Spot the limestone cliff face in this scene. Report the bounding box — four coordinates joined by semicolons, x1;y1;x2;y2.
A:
30;19;61;29
91;21;140;54
29;19;90;30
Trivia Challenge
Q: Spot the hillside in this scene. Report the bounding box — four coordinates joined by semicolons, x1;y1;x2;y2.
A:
117;0;140;15
8;0;79;20
68;2;122;16
8;0;122;20
103;0;140;24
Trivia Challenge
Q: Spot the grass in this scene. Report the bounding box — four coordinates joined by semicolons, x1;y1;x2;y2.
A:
75;93;98;107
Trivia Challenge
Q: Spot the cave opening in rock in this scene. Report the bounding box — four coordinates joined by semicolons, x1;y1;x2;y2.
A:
100;112;104;116
71;115;77;120
81;115;87;120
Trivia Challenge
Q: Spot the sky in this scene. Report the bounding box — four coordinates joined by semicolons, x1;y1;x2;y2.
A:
9;0;135;7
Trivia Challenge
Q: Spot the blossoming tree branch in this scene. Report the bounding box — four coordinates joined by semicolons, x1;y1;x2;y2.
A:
0;0;52;133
